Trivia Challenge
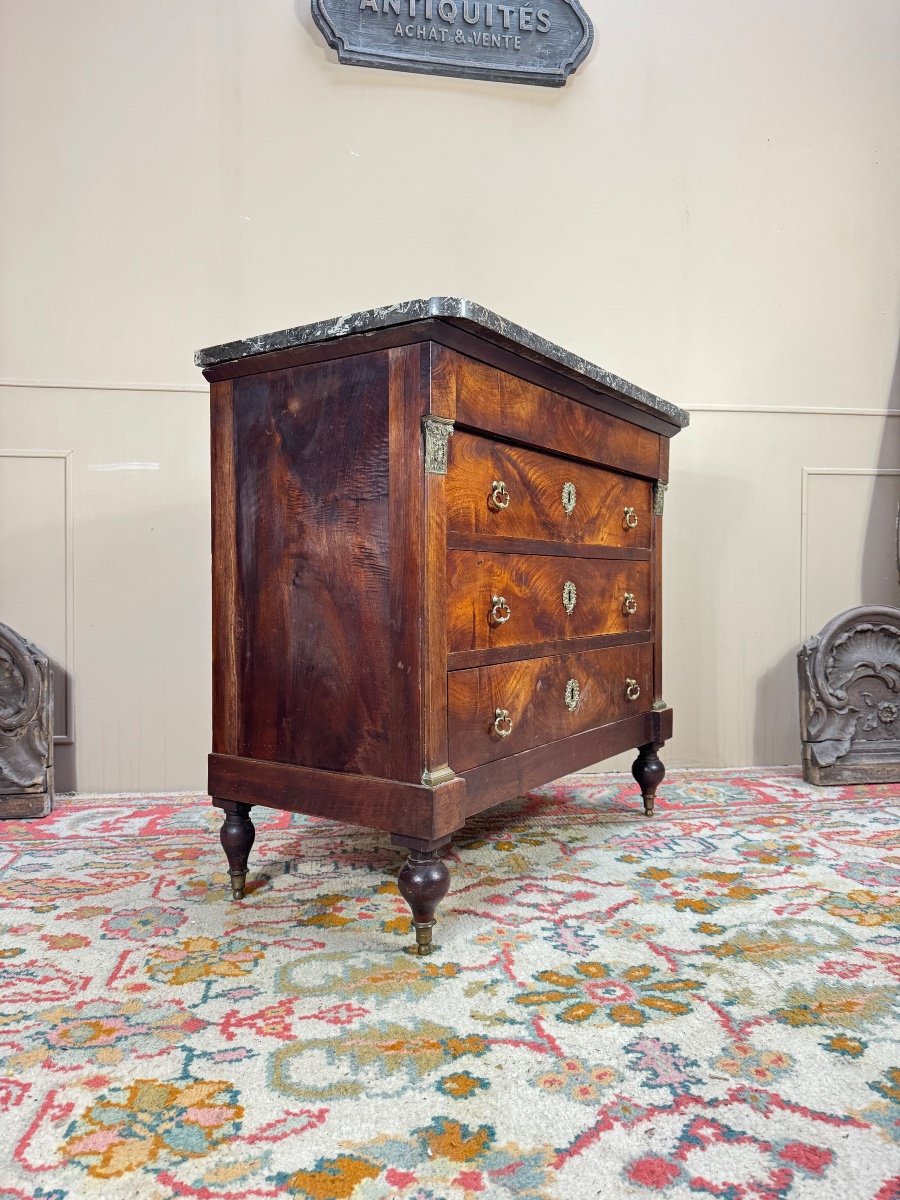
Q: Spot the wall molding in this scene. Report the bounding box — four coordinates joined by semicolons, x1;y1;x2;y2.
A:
799;467;900;645
687;404;899;417
0;378;206;394
1;380;897;416
0;449;75;744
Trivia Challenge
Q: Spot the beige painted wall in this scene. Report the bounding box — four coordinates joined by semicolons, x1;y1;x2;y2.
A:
1;0;898;790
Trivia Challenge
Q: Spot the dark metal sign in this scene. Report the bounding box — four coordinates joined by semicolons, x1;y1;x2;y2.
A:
311;0;593;87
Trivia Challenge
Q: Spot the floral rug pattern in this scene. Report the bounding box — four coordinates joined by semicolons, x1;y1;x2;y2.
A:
1;770;898;1199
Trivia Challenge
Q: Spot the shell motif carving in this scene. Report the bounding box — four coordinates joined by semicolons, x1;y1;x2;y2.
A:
824;625;900;699
798;605;900;782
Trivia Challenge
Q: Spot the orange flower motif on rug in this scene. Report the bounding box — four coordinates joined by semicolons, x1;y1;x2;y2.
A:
514;961;702;1025
62;1078;243;1178
146;937;264;985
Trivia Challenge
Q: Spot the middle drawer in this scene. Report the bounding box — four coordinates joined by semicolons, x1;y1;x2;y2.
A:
447;551;651;655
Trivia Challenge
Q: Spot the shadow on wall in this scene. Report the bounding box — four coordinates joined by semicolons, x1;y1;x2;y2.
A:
754;647;800;767
53;667;75;792
861;337;900;601
2;491;211;797
768;339;900;772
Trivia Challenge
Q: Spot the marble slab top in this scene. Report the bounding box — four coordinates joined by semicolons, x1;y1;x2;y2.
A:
195;297;689;428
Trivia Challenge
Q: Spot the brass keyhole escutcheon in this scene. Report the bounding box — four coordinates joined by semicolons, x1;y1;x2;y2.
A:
625;677;641;701
622;592;637;616
623;506;638;530
492;708;513;737
562;481;576;516
562;580;577;615
489;595;511;626
489;480;510;511
564;678;581;712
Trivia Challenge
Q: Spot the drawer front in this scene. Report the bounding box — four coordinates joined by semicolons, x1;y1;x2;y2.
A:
448;643;654;772
432;346;663;480
446;433;652;549
447;551;651;654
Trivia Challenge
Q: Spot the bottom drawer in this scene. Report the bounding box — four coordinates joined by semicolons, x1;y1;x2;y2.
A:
448;643;653;772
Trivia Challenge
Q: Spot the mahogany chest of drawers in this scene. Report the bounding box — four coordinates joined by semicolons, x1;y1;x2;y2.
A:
196;299;689;953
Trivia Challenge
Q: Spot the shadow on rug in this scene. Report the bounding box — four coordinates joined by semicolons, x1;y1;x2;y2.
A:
1;770;898;1199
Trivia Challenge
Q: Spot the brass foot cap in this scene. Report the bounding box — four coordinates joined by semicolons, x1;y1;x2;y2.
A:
411;920;436;955
229;873;247;900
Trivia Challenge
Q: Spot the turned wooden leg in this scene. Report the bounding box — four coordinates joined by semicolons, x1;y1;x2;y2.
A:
397;848;451;956
217;800;255;900
632;742;665;817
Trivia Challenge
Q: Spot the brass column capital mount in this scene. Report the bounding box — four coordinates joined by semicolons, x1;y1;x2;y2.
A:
423;416;454;475
653;481;667;516
421;765;457;787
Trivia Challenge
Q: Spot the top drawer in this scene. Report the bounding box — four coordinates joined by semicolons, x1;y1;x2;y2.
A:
446;433;652;550
432;346;663;479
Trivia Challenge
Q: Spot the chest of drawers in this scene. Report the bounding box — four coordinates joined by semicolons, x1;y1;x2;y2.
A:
196;299;688;953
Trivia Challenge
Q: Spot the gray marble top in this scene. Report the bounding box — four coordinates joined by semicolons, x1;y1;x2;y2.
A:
195;297;689;428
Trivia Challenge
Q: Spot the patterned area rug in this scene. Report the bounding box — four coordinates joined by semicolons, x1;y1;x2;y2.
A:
1;770;898;1199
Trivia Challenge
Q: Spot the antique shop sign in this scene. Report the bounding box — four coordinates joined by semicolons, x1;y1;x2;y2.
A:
311;0;593;87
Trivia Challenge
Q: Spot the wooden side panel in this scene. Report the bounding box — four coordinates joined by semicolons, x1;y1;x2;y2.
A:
209;753;466;840
447;551;651;653
231;354;392;775
448;642;653;771
433;345;661;478
210;379;239;756
447;433;652;549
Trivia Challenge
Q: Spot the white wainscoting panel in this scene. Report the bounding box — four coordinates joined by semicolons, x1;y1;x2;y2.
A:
801;469;900;642
0;450;74;742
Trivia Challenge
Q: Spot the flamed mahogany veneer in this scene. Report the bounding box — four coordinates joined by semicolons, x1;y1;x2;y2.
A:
196;298;689;954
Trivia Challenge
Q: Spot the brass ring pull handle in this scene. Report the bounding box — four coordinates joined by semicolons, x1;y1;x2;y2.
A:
492;708;513;737
564;678;581;712
562;580;577;615
561;481;576;516
622;592;637;616
623;506;638;530
625;677;641;701
489;480;511;511
489;595;511;626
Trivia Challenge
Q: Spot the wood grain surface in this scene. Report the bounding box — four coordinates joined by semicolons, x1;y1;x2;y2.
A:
447;551;651;654
446;533;651;561
387;344;429;782
209;754;466;841
446;433;652;549
433;346;661;477
231;354;392;776
431;324;684;439
458;712;655;815
210;379;239;756
448;642;653;771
